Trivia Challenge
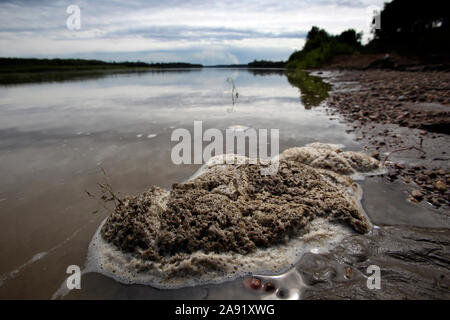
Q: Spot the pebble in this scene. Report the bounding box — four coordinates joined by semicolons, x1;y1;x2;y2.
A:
411;189;423;201
243;277;262;290
276;288;289;299
424;171;436;178
344;267;353;279
434;180;447;192
264;282;276;292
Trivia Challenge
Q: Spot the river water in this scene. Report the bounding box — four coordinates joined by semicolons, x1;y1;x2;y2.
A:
0;68;447;299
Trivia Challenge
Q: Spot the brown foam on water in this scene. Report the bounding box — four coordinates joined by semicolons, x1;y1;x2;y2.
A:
280;142;382;177
87;143;382;289
87;217;352;289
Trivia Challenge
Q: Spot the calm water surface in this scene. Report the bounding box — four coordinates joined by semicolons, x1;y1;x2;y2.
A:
0;68;446;299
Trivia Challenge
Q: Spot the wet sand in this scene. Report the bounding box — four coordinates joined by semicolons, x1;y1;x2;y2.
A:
318;70;450;209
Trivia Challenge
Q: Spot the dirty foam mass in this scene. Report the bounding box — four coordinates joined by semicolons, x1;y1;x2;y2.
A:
88;143;382;288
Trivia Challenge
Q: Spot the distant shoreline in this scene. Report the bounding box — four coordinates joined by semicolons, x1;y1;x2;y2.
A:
0;67;287;86
0;57;290;85
0;58;203;73
0;58;204;85
0;58;291;85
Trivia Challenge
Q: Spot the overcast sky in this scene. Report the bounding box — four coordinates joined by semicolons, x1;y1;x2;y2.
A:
0;0;386;65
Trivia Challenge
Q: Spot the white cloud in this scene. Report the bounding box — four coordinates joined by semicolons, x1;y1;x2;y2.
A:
0;0;386;63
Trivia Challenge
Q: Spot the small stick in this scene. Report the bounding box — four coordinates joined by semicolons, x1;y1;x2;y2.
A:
98;167;123;206
98;182;123;205
383;146;426;164
84;190;95;198
227;77;239;106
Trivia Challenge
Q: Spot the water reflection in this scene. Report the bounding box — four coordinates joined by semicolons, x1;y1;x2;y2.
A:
1;67;332;114
0;68;202;86
247;68;285;77
286;71;332;109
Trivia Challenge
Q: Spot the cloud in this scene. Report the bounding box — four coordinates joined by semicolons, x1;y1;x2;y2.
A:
0;0;386;64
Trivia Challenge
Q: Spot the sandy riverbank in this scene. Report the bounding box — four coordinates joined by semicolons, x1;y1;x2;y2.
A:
316;70;450;210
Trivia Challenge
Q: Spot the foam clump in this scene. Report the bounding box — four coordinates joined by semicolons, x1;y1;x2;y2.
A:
280;142;380;176
92;143;381;288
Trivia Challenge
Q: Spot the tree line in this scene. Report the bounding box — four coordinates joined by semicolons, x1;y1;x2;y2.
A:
287;0;449;70
0;58;203;73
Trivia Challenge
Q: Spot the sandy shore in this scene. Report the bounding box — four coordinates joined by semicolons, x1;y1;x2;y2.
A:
318;70;450;210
